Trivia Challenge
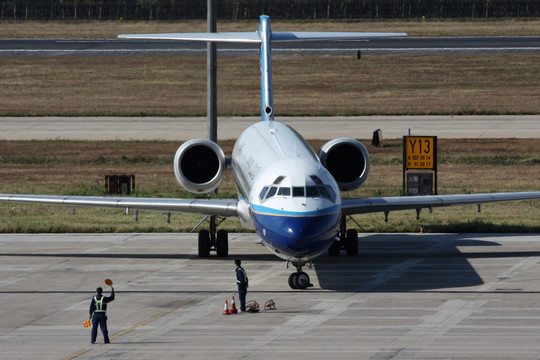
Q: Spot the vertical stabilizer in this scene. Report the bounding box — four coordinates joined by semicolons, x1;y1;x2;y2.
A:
259;15;274;122
118;15;407;124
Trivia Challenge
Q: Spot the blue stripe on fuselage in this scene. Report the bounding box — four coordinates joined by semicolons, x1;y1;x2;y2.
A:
251;203;340;217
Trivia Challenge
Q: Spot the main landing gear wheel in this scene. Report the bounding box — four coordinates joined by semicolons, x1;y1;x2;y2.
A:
345;229;358;256
216;229;229;257
288;272;311;290
197;227;229;257
328;216;359;257
198;230;211;257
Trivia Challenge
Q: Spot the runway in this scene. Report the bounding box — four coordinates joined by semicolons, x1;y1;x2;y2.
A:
1;233;540;359
2;115;540;140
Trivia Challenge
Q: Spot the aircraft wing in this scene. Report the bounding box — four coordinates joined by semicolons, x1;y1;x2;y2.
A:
342;192;540;216
0;194;238;217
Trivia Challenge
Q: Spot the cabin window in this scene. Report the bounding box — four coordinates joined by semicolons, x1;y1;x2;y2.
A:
293;187;305;197
266;186;278;198
318;185;330;199
308;175;337;201
260;175;336;202
310;175;323;185
259;186;269;201
260;176;289;201
306;186;320;197
325;185;336;202
277;187;291;196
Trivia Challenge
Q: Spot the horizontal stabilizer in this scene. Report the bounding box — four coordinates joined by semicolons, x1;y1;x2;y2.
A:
118;32;262;43
118;31;407;43
271;31;407;42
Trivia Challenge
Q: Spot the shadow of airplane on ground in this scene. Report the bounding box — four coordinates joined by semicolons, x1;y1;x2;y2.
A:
2;233;538;293
313;233;539;292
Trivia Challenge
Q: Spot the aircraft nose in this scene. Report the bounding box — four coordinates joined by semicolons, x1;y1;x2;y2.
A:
255;212;339;256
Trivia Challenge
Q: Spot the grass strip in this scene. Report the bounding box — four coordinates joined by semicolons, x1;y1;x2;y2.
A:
1;54;539;116
0;139;538;233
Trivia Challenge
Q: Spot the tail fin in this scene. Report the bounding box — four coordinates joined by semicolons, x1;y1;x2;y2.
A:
119;15;406;122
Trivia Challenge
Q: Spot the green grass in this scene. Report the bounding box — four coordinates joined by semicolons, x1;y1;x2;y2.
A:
0;139;538;233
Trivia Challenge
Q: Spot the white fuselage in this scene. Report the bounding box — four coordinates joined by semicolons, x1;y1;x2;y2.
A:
231;121;341;262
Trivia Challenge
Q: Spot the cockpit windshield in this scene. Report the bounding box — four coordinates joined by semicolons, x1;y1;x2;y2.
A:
259;175;336;202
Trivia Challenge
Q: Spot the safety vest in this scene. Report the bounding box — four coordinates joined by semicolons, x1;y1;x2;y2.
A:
94;296;106;313
237;267;248;285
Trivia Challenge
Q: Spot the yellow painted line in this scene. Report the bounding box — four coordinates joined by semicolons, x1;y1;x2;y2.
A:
63;298;196;360
64;348;92;360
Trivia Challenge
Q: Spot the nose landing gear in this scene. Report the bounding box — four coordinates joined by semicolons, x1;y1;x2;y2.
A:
287;261;313;289
288;271;311;289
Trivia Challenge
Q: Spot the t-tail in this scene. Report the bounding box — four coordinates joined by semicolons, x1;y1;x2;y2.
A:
118;15;407;122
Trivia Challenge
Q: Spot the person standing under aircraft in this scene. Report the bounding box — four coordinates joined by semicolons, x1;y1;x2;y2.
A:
235;259;248;312
89;286;115;344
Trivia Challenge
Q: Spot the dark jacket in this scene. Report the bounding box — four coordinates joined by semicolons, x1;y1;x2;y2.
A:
89;290;115;316
236;266;248;288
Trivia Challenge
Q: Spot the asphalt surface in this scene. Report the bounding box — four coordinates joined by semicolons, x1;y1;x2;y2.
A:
1;233;540;359
1;36;539;55
2;33;540;360
1;115;539;140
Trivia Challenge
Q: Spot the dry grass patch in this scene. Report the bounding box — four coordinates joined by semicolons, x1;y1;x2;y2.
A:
1;54;539;116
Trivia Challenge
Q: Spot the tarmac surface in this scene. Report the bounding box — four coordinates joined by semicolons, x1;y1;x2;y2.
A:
2;37;540;56
2;115;540;140
2;233;540;360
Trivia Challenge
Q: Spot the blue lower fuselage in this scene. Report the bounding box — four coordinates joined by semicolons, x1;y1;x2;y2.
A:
252;205;340;259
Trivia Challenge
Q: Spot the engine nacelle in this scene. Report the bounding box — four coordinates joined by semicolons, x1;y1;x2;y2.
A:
318;138;370;192
174;139;226;193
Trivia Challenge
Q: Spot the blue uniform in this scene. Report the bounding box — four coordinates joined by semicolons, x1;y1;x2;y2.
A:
89;290;115;343
236;266;248;311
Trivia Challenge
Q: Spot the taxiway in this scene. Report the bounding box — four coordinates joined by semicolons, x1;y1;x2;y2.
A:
1;233;540;359
2;115;540;140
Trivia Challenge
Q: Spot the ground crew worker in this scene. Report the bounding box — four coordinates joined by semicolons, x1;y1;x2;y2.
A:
89;286;115;344
235;259;248;312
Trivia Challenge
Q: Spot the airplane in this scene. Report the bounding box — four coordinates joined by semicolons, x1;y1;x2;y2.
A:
1;15;540;289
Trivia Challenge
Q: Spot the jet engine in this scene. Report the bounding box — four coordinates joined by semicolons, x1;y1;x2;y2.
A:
318;138;370;192
173;139;226;193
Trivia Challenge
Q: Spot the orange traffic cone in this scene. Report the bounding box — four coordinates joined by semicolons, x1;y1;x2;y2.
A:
229;296;238;314
222;299;230;315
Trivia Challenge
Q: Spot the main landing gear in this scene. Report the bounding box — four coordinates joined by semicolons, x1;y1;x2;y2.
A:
288;261;313;290
328;216;359;257
197;215;229;257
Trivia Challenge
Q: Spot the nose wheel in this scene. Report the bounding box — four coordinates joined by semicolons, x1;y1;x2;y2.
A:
288;271;311;289
287;260;314;289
